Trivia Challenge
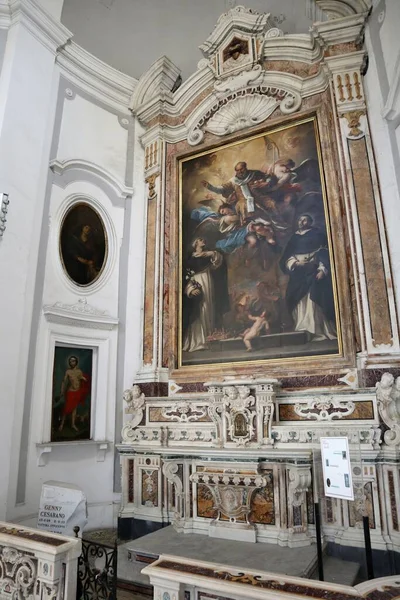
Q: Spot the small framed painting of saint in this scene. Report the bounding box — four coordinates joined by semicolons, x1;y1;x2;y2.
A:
51;346;93;442
59;202;107;287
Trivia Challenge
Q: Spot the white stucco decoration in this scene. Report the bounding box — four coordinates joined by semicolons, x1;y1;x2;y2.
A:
43;298;118;330
213;65;263;94
188;87;301;145
204;94;279;137
123;385;146;428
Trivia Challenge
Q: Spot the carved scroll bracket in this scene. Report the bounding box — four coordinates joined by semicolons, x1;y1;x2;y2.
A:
288;466;312;507
163;461;184;521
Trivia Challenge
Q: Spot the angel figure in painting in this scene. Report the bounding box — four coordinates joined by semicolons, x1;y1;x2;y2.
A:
58;356;90;432
183;238;229;352
241;311;270;352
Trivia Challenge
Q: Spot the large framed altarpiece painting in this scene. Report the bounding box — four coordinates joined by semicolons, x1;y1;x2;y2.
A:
177;115;353;374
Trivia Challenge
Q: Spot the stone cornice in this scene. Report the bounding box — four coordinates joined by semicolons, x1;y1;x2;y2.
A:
43;299;118;330
263;34;323;64
324;49;365;72
312;12;367;46
199;5;273;57
130;55;180;114
57;41;137;114
8;0;72;54
137;66;330;145
134;64;214;126
316;0;372;18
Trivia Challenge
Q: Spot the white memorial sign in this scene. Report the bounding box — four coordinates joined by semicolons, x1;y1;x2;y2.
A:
37;481;87;535
320;437;354;500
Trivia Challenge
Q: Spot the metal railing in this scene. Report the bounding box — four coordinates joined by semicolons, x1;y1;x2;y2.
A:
75;527;117;600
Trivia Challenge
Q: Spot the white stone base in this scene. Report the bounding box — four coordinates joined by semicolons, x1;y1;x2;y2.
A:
209;520;257;543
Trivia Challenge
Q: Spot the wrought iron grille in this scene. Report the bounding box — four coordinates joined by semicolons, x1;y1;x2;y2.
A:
76;537;117;600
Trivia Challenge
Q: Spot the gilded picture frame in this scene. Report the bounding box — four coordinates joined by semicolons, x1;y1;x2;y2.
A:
174;112;354;377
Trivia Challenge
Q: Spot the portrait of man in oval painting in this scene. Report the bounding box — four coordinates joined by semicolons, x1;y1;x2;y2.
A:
60;203;107;286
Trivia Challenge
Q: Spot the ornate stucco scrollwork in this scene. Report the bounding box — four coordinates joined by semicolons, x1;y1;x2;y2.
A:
161;402;208;423
343;110;365;137
376;372;400;446
145;172;159;200
0;546;37;598
294;396;355;421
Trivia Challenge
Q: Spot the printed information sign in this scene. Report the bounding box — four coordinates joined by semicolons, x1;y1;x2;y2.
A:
320;437;354;500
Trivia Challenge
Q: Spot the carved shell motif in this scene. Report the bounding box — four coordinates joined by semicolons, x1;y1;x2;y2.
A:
204;94;279;136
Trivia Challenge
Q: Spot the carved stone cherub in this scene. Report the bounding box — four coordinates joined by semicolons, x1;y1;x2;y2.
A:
123;384;145;414
376;372;400;446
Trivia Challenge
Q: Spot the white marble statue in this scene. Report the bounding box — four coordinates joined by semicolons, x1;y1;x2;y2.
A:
376;373;400;446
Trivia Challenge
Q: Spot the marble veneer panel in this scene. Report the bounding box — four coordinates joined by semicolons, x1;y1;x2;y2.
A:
349;137;392;347
279;401;374;421
143;195;157;364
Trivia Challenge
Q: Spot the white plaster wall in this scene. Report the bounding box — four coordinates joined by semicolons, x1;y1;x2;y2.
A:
0;16;66;522
57;94;128;183
364;0;400;326
377;0;400;82
0;29;8;76
9;84;134;530
0;0;144;528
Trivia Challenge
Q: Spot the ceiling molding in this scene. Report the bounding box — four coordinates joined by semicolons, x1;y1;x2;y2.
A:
8;0;72;54
57;41;137;114
263;33;323;64
0;1;10;29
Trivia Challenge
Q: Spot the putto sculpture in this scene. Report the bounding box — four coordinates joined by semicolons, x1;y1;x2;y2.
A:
376;373;400;446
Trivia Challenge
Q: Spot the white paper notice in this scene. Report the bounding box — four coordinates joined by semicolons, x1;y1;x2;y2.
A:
320;437;354;500
37;481;87;535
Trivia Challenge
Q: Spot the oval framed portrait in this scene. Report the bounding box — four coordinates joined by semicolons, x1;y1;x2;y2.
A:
59;203;108;287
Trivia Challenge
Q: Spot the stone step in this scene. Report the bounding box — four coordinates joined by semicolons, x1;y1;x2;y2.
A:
311;556;361;586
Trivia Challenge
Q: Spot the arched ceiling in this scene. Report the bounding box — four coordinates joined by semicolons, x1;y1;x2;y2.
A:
61;0;318;82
